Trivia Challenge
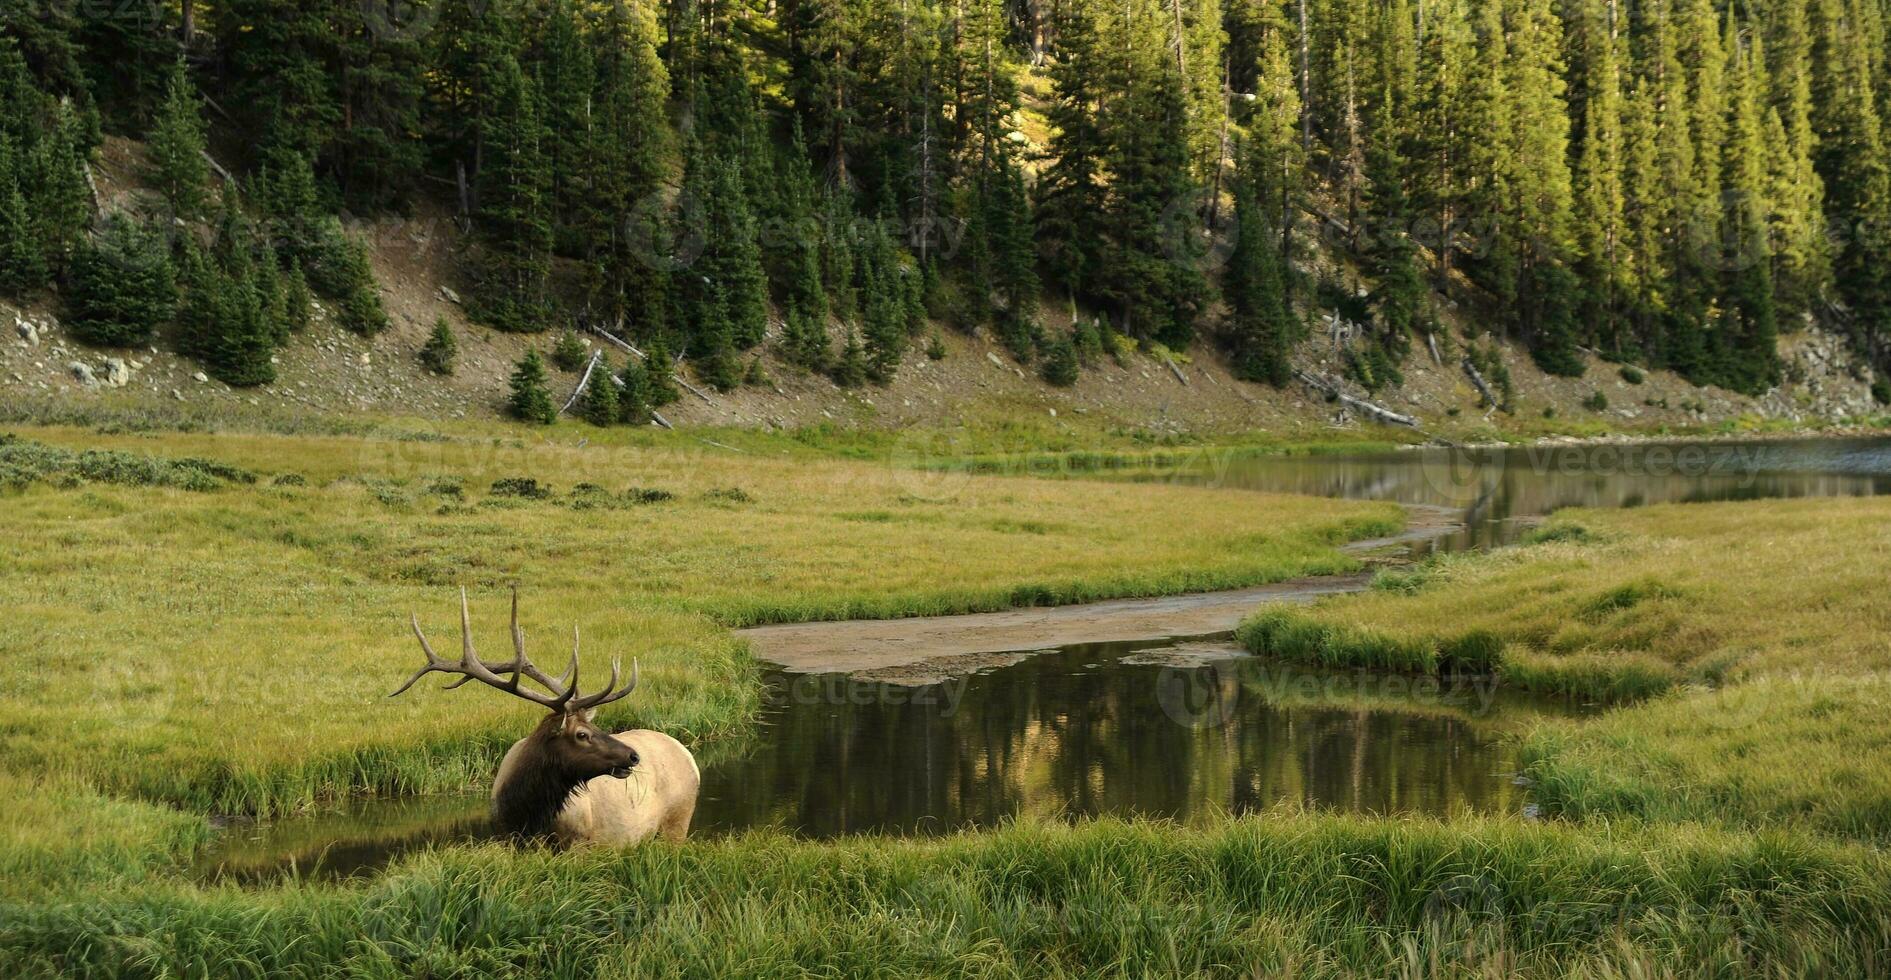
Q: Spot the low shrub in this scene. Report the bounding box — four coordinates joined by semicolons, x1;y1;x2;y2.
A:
0;436;255;492
489;477;550;500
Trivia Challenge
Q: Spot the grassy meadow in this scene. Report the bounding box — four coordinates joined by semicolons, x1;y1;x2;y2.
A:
1239;497;1891;841
0;423;1396;883
4;420;1890;977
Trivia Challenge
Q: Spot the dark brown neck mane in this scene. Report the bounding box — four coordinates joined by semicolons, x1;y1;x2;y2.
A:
491;725;584;838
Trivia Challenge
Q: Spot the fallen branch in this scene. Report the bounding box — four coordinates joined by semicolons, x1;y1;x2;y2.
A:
1164;356;1189;386
199;149;235;185
560;349;605;414
81;162;103;213
586;323;715;405
1426;331;1443;366
1461;355;1499;414
1296;371;1421;427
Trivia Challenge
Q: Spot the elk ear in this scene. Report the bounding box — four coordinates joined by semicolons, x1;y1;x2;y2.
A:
580;707;598;725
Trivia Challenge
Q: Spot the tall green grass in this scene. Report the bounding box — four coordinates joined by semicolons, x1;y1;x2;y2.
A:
1523;674;1891;841
1238;609;1506;677
1237;498;1891;843
4;813;1886;979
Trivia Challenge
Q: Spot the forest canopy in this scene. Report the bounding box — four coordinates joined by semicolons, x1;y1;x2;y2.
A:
2;0;1888;397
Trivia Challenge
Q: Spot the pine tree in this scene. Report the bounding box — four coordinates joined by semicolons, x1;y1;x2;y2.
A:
617;358;653;424
1363;119;1424;354
199;190;280;386
1719;28;1780;393
693;281;743;392
859;220;908;382
551;330;588;372
0;132;46;294
643;338;681;406
29;102;92;276
1225;144;1299;387
507;349;557;424
1036;0;1110;296
1571;0;1629;355
591;0;674;322
63;214;174;347
1812;0;1891;372
282;261;311;332
831;327;869;386
579;354;621;426
1039;330;1080;385
679;151;769;360
472;55;553;333
784;307;830;369
174;236;219;362
534;0;597;254
421;318;458;375
1763;0;1829;317
145;58;209;222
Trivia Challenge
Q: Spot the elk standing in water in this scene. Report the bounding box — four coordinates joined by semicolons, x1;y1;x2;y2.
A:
391;589;699;844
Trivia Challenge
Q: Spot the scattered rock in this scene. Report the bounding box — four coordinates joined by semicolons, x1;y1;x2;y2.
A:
193;371;209;383
986;351;1005;368
16;319;38;345
103;357;129;387
439;285;462;304
172;389;184;401
68;361;96;386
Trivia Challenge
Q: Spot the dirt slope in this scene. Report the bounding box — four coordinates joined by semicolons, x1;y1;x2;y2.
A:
3;137;1883;437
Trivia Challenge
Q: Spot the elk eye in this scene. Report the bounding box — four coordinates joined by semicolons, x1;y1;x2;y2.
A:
575;730;590;741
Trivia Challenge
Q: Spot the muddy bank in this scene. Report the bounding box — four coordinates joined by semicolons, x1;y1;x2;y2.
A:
739;505;1462;683
738;574;1371;682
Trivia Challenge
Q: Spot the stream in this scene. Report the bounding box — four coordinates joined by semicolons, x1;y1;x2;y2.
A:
199;435;1891;883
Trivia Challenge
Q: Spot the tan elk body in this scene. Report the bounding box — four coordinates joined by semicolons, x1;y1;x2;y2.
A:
392;589;700;844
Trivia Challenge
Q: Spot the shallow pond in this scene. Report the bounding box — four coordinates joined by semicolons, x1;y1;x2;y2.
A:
1154;435;1891;553
200;638;1586;882
200;435;1891;883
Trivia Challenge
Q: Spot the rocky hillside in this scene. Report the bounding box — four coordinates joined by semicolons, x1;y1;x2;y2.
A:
3;138;1883;439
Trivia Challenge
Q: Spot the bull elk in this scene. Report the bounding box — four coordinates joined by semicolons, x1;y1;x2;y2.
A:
391;589;699;844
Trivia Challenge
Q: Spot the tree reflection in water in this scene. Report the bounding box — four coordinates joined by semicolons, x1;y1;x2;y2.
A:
693;639;1592;837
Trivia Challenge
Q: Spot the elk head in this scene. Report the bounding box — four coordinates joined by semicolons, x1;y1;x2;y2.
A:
391;589;644;833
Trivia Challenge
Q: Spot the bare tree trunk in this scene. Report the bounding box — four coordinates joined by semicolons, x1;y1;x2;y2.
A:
1298;0;1312;155
1298;371;1422;426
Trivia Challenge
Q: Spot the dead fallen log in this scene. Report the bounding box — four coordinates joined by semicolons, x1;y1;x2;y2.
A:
1461;355;1500;412
586;323;715;405
560;349;605;414
1296;371;1421;427
200;150;235;185
1165;356;1189;385
557;346;675;428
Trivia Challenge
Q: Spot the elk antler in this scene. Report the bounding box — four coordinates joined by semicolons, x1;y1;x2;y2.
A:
390;588;639;714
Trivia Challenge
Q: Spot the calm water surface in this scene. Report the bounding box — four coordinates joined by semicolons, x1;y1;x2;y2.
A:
200;435;1891;882
1156;436;1891;553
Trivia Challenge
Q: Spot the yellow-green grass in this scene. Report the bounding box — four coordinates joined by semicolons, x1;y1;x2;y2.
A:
1522;674;1891;842
1242;498;1891;694
0;425;1398;825
5;811;1887;978
1238;497;1891;840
